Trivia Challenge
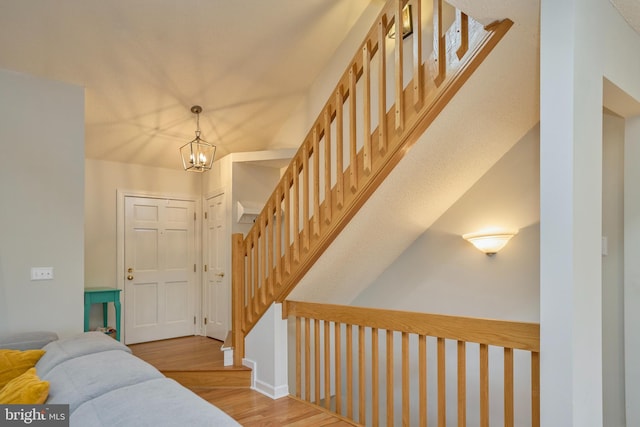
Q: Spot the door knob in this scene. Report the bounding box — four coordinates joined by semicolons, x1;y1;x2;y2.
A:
127;275;134;280
215;272;225;278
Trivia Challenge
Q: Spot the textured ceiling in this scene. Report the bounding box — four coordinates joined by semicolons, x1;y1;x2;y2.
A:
0;0;376;169
611;0;640;34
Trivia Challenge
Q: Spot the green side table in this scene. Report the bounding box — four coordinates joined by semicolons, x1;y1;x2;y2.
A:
84;287;122;341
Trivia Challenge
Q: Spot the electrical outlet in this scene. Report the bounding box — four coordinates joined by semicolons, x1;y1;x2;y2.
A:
31;267;54;281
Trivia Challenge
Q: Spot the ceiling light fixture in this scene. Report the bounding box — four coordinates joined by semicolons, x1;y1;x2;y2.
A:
462;230;518;256
180;105;216;172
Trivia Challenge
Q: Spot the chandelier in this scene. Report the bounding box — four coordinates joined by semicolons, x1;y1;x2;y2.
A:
180;105;216;172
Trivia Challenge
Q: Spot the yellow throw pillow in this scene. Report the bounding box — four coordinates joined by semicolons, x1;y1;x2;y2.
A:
0;349;46;388
0;368;49;404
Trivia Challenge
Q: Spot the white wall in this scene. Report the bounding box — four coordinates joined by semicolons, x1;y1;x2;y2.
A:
540;0;640;425
602;111;625;427
84;158;201;330
625;115;640;426
354;124;540;321
350;125;539;425
0;68;85;338
270;2;384;148
84;158;201;288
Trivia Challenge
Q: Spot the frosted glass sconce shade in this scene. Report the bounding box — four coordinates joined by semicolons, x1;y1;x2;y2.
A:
462;230;518;255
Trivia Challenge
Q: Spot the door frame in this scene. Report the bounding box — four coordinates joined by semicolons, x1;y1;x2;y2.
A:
202;186;231;339
116;189;202;343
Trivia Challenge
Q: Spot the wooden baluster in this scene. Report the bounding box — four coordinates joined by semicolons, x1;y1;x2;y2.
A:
363;40;372;175
480;343;489;427
283;176;291;275
347;324;354;419
335;322;342;415
456;10;469;59
413;0;424;107
433;0;446;86
438;337;446;427
245;235;254;325
296;316;302;398
372;328;379;427
386;330;394;426
253;228;260;315
323;109;332;225
359;326;366;424
378;15;388;154
531;352;540;427
312;128;320;237
402;332;409;426
259;217;267;305
315;319;321;405
348;65;358;193
324;320;331;410
231;234;245;366
274;187;282;286
292;158;300;263
395;0;405;131
302;143;310;250
266;204;274;297
458;340;467;427
504;348;514;427
419;335;427;427
335;88;344;209
305;317;311;401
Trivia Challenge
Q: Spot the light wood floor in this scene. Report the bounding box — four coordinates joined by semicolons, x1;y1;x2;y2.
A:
129;336;356;426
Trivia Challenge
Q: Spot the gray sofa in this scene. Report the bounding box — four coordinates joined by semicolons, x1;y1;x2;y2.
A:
2;332;240;426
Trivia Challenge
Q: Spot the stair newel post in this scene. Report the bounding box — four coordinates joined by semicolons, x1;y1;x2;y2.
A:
231;233;246;366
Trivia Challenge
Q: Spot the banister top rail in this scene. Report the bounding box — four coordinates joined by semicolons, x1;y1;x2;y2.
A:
283;300;540;352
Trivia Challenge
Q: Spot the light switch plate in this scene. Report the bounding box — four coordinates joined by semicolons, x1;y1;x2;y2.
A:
31;267;54;281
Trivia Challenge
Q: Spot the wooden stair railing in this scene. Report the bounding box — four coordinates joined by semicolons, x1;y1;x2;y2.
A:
232;0;513;365
284;300;540;427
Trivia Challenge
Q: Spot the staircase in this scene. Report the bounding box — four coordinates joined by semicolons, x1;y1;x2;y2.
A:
231;0;515;366
129;336;251;389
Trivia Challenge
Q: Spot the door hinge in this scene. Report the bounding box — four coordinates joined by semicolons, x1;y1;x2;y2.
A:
205;212;208;219
194;212;196;221
194;316;196;325
204;264;208;272
193;264;196;272
204;317;208;325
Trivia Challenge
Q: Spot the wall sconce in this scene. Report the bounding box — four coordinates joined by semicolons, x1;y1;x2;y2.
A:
462;230;518;256
388;5;413;39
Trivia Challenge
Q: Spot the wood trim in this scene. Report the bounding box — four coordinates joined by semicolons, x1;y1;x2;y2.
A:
457;340;466;427
480;343;489;427
419;335;427;427
284;300;540;351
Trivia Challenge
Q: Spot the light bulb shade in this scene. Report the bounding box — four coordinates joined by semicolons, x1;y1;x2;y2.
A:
462;230;518;255
180;138;215;172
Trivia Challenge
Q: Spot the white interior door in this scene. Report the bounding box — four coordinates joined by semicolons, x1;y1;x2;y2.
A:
204;193;229;340
124;196;196;344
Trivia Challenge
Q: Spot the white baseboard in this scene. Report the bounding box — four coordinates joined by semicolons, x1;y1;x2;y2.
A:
242;358;289;400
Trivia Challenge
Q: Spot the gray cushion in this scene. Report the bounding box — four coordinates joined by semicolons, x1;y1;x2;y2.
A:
36;332;130;377
0;331;59;350
42;349;164;412
71;378;240;426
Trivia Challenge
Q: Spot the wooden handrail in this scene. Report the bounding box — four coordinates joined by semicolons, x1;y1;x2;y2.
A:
231;0;513;366
284;300;541;427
